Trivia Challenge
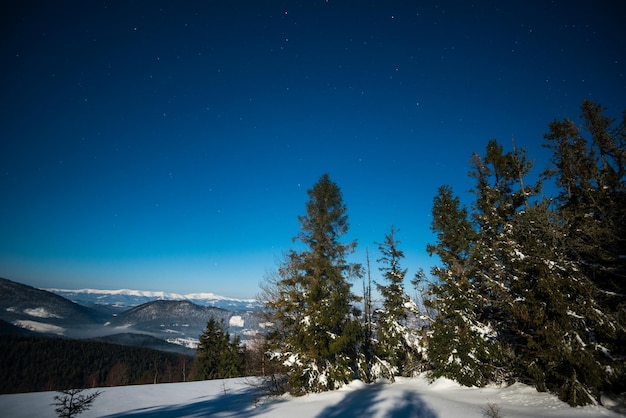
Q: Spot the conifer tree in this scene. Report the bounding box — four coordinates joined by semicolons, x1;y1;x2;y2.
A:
504;201;614;405
194;316;244;380
467;140;609;403
374;226;422;377
424;103;625;405
541;100;626;403
264;174;364;394
361;248;375;381
425;185;497;386
467;140;537;347
543;100;626;308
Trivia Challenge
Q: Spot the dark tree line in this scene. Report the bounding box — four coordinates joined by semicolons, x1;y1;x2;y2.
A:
0;334;191;394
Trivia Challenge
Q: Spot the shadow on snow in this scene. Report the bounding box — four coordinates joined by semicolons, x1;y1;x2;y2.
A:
100;381;437;418
316;381;438;418
101;385;282;418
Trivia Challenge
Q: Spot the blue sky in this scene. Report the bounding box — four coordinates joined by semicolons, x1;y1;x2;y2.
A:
1;1;624;298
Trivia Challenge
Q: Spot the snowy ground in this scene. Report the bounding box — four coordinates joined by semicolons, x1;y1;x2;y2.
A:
1;375;622;418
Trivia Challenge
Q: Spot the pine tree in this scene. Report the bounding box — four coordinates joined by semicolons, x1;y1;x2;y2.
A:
374;226;422;377
194;316;244;380
463;136;619;405
425;185;497;387
264;174;364;394
544;100;626;306
424;103;625;405
468;140;537;352
541;100;626;403
503;201;612;405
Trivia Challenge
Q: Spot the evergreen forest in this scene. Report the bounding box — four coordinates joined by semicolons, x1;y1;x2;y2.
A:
261;100;625;406
0;334;192;394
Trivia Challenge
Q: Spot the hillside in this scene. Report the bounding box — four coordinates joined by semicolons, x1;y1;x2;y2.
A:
105;300;262;348
0;278;107;337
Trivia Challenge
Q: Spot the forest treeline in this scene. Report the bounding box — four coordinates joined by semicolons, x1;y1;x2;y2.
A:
257;99;625;406
0;334;192;394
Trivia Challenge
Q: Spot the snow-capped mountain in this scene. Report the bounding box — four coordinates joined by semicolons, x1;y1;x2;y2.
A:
46;287;262;311
1;278;265;353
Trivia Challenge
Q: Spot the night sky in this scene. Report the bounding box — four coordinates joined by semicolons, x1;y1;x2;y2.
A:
1;1;624;298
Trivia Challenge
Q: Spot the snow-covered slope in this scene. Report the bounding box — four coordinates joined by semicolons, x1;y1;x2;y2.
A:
1;375;622;418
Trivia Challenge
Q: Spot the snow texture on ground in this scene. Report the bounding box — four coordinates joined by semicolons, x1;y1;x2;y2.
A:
0;375;622;418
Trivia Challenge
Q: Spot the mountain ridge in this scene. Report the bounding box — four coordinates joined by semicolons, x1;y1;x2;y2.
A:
46;287;262;311
1;278;264;352
45;287;257;302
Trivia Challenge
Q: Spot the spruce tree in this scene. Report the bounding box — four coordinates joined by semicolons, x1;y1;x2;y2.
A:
468;140;537;352
424;103;625;405
541;100;626;402
462;136;618;405
52;389;102;418
544;100;626;308
425;185;497;386
194;316;244;380
264;174;364;394
504;201;613;405
374;226;422;377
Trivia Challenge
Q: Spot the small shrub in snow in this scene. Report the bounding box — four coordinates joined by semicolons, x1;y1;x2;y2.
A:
481;402;503;418
51;388;102;418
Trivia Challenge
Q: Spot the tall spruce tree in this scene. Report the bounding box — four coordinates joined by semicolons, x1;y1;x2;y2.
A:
193;317;244;380
431;136;622;405
504;201;613;405
425;185;497;387
467;140;611;404
374;226;422;377
542;100;626;402
468;140;537;352
544;100;626;310
264;174;364;394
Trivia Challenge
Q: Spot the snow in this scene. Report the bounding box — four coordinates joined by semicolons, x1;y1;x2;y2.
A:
513;248;527;260
166;337;199;349
283;353;301;367
1;375;622;418
229;315;244;327
23;308;62;318
13;320;65;335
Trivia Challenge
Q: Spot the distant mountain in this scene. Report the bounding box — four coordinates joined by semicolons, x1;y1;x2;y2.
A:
47;287;262;311
0;278;107;337
0;278;265;352
105;300;263;349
